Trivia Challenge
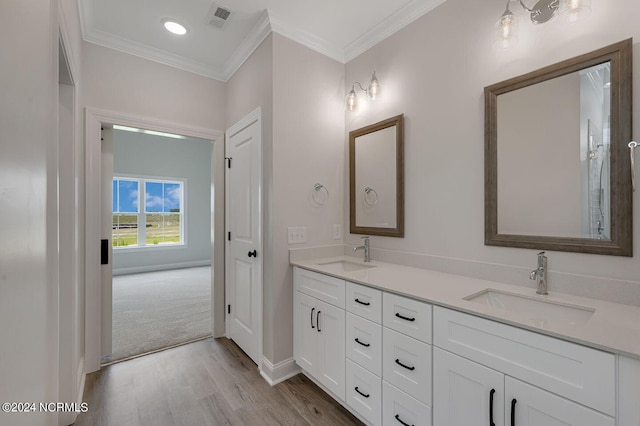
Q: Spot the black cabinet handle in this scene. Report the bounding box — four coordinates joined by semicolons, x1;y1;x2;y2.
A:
354;338;370;347
395;312;416;322
310;307;315;329
511;398;517;426
354;387;370;398
355;298;370;306
316;310;321;332
394;414;413;426
248;250;257;257
489;389;496;426
395;359;415;371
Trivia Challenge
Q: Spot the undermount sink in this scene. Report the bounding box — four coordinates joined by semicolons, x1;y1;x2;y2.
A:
464;289;595;327
315;260;377;273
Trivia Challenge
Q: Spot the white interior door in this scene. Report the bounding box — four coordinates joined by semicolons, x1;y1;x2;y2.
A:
225;108;262;365
100;125;113;357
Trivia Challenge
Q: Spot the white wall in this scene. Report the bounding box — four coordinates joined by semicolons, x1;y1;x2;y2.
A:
112;129;212;274
0;1;59;425
271;34;345;363
82;42;226;130
345;0;640;305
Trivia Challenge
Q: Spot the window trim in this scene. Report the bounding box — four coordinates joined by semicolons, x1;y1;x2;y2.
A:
112;174;187;250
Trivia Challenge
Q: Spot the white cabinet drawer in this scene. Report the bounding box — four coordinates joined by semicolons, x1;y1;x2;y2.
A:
294;267;345;308
433;306;615;416
383;381;432;426
346;359;382;426
383;292;432;343
346;281;382;323
382;328;432;405
347;313;382;376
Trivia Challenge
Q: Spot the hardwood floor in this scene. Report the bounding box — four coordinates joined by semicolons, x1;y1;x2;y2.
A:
74;337;362;426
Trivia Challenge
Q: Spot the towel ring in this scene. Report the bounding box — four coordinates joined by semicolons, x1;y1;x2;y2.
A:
312;183;329;205
363;187;378;207
630;141;638;192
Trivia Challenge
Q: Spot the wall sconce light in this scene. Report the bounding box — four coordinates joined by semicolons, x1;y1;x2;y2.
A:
495;0;591;48
346;71;380;111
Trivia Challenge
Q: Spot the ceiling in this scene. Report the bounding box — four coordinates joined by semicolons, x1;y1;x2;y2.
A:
78;0;446;82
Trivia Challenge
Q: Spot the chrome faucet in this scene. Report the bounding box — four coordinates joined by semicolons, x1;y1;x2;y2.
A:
529;251;548;295
353;236;371;262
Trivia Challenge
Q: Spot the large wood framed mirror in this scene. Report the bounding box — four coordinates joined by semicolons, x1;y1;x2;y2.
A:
485;39;632;256
350;114;404;237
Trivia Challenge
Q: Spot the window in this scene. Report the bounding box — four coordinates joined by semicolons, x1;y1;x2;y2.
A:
112;177;184;248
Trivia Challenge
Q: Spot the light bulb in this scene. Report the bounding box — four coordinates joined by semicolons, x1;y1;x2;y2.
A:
495;10;518;49
162;19;188;35
346;88;358;111
561;0;591;22
366;71;380;100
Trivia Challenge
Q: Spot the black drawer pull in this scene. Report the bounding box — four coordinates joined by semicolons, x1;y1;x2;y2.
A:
354;298;370;306
354;387;370;398
395;358;415;371
395;414;413;426
354;338;370;347
310;307;315;329
395;312;416;322
489;389;496;426
316;310;321;332
511;398;517;426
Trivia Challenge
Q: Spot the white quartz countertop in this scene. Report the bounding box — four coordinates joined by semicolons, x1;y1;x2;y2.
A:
291;256;640;360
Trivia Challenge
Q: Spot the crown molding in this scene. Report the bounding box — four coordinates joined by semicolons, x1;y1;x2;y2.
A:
83;27;227;81
344;0;448;62
268;10;345;63
78;0;448;81
221;10;272;81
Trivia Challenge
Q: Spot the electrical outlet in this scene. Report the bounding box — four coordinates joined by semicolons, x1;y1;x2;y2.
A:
288;227;307;244
333;224;342;240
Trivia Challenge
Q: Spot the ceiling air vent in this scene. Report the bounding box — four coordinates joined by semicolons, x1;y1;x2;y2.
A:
206;4;232;30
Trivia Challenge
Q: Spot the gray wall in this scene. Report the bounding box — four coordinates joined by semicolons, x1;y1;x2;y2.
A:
112;129;212;274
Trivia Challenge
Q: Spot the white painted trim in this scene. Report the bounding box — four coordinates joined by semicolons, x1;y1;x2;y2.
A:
344;0;448;62
260;356;301;386
268;10;345;64
84;27;227;81
113;260;211;276
85;107;225;373
222;11;272;81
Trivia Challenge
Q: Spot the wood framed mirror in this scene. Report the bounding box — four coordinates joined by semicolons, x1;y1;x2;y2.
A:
485;39;632;256
350;114;404;237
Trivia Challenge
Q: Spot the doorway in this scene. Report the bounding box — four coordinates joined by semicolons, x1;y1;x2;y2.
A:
84;109;225;373
103;125;215;363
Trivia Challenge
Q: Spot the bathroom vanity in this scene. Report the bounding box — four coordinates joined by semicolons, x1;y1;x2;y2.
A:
291;256;640;426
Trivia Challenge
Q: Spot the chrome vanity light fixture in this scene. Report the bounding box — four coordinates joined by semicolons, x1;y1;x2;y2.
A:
495;0;591;48
346;71;380;111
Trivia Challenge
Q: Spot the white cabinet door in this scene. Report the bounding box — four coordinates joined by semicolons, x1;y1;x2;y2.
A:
317;298;346;401
433;347;505;426
505;377;614;426
294;291;319;374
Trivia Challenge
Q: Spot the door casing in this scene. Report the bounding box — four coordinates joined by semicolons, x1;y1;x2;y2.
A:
84;108;225;373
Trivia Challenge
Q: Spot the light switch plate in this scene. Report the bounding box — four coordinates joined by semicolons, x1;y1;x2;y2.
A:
333;224;342;240
288;227;307;244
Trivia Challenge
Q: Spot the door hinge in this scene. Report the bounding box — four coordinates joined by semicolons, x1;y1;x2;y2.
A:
225;157;232;168
228;231;231;241
227;304;231;314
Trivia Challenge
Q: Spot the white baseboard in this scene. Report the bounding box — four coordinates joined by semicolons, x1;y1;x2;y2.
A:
260;356;300;386
113;260;211;276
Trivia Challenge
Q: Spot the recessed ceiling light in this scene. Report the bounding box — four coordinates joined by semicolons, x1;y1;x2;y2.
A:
162;18;188;35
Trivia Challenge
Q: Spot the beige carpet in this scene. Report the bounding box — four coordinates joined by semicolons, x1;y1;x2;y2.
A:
103;266;212;363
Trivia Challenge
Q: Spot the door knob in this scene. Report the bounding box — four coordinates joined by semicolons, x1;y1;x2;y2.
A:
248;250;257;258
